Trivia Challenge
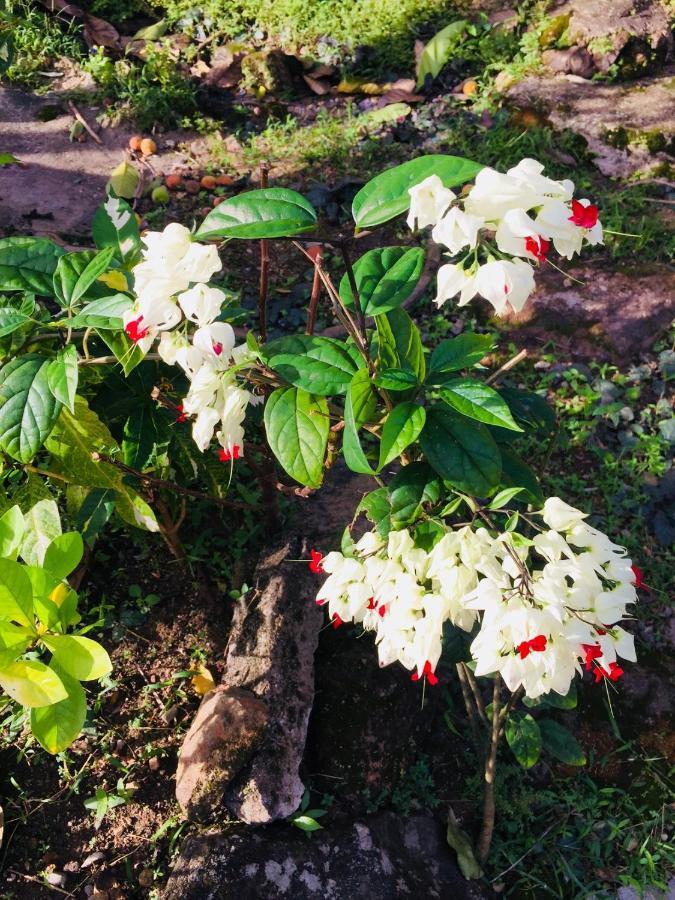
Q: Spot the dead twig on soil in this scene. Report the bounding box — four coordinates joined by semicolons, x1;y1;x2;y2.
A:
67;101;102;145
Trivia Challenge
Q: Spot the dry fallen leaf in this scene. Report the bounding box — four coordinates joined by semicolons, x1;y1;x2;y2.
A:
303;74;331;95
83;13;122;50
191;664;216;696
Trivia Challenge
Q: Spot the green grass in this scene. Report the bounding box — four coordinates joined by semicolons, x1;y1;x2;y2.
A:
1;0;85;85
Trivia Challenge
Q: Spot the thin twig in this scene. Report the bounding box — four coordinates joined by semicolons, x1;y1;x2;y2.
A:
67;101;102;144
340;241;366;340
306;245;323;336
90;453;255;510
456;662;485;764
463;663;489;728
485;348;528;385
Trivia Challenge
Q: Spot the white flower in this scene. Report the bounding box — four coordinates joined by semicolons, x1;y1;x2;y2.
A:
541;497;588;532
407;175;456;230
506;158;574;204
193;322;237;365
432;207;484;255
465;167;542;222
192;406;221;452
534;200;584;259
434;263;478;307
178;284;226;327
174;243;222;285
475;259;535;314
142;222;193;265
495;208;549;262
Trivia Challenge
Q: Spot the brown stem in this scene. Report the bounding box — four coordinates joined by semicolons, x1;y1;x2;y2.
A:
155;495;187;566
305;244;323;336
463;663;490;728
477;675;502;864
340;241;366;341
245;450;281;533
258;164;270;342
90;453;255;510
456;662;485;764
485;348;528;385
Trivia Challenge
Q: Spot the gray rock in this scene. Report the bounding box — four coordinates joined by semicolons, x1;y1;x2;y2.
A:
541;46;595;78
502;263;675;361
552;0;673;76
176;686;269;822
162;812;492;900
507;75;675;178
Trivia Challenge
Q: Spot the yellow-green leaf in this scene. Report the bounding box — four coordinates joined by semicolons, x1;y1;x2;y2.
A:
41;634;112;681
0;659;67;707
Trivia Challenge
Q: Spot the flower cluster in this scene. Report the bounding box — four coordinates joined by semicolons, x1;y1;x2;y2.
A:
312;497;638;699
123;223;257;460
407;158;603;314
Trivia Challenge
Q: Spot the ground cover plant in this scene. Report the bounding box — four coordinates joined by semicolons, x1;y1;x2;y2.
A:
0;1;673;897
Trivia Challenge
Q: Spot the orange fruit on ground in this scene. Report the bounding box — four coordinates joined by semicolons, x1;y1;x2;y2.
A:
216;174;234;186
128;135;143;152
165;173;183;190
462;79;478;96
184;179;201;195
200;175;217;190
212;196;224;207
140;138;157;156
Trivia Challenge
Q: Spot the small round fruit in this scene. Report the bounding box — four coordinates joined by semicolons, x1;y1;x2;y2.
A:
200;175;217;190
216;174;234;186
184;179;201;195
165;173;183;190
152;185;170;204
200;206;211;217
462;79;478;96
128;135;143;152
494;70;516;93
140;137;157;156
212;196;224;207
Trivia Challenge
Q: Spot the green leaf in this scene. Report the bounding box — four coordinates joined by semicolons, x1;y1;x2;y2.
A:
75;488;116;542
108;160;139;199
505;712;542;769
428;333;495;378
0;506;25;560
439;379;522;431
373;368;418;391
43;533;84;582
0;33;14;76
20;498;62;567
264;335;359;396
446;819;483;880
0;306;31;337
539;719;586;766
0;237;64;294
0;621;32;668
44;397;159;533
339;246;425;315
263;387;328;488
498;446;544;506
0;153;19;166
499;387;557;435
92;195;141;264
487;487;524;510
0;659;67;708
389;462;441;525
53;247;115;308
416;20;468;88
524;683;578;711
352;155;483;229
356;488;392;536
292;815;323;832
47;345;79;413
30;663;87;754
65;293;134;329
375;308;425;382
122;406;164;471
196;188;317;240
0;558;34;626
97;329;145;375
378;402;426;469
420;406;501;496
41;634;112;681
342;368;378;475
0;355;63;462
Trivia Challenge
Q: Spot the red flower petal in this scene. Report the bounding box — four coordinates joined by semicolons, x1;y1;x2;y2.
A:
309;549;324;573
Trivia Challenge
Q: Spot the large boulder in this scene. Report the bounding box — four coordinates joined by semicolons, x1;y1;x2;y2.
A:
175;686;269;822
162;812;492;900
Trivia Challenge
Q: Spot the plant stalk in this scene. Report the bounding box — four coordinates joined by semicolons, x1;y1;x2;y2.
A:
258;163;270;343
477;674;502;864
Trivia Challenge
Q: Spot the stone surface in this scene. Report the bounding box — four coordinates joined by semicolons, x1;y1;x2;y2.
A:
551;0;673;77
508;73;675;177
175;686;269;822
162;812;491;900
502;263;675;359
0;86;193;240
219;465;373;825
